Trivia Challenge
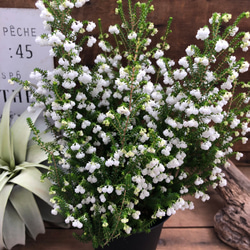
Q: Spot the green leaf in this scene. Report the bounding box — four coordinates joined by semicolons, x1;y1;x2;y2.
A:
9;165;25;171
9;185;45;240
0;87;22;166
26;119;54;163
3;201;25;249
0;165;9;171
0;158;8;166
18;161;49;170
0;172;12;193
0;184;14;249
26;144;48;164
9;130;15;170
11;107;43;164
38;129;54;144
10;167;52;204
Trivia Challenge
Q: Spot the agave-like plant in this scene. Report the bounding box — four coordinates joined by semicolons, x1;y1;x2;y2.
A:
0;86;66;249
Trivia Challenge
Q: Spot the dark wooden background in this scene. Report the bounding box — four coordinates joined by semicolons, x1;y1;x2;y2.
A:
1;0;249;58
0;0;250;166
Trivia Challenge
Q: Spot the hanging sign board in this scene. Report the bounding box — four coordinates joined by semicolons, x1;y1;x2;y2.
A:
0;8;53;118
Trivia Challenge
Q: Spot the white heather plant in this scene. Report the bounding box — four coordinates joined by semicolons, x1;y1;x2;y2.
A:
13;0;250;248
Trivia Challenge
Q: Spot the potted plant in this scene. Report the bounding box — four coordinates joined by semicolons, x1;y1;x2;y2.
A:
0;86;67;250
13;0;250;249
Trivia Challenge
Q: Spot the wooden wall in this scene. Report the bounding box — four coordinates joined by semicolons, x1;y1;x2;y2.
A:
1;0;250;61
1;0;250;166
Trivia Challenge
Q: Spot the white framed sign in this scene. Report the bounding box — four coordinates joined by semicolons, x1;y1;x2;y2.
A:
0;8;53;117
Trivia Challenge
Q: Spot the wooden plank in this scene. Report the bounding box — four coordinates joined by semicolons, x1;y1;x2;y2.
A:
157;228;233;250
231;154;250;165
231;159;250;168
166;166;250;228
238;166;250;179
0;0;36;8
231;134;250;164
13;228;233;250
238;166;250;177
165;191;225;228
12;229;93;250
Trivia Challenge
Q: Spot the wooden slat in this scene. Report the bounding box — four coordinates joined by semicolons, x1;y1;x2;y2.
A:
165;191;225;228
13;228;233;250
231;159;250;169
12;228;233;250
0;0;36;8
231;154;250;165
158;228;233;250
12;229;232;250
12;229;92;250
231;138;250;164
238;166;250;176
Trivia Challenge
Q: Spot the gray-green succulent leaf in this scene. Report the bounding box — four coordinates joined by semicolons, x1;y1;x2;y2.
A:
0;87;66;249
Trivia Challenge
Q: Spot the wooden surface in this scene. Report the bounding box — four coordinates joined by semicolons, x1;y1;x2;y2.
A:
12;166;249;250
1;0;250;67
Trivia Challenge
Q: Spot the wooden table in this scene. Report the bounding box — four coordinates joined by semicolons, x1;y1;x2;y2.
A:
13;167;250;250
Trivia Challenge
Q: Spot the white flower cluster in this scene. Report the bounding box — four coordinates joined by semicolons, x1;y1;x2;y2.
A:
19;2;250;248
196;27;210;40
